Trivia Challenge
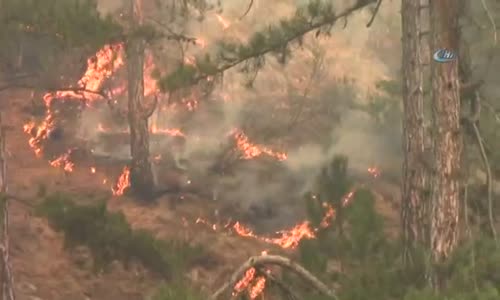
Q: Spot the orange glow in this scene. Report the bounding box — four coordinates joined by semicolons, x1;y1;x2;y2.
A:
215;14;231;29
367;166;381;178
112;166;130;196
49;150;75;172
43;43;125;106
231;129;287;161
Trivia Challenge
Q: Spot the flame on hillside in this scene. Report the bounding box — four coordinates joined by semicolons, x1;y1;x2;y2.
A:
43;44;125;106
49;149;75;172
112;166;130;196
226;189;357;298
19;12;387;297
231;129;287;161
215;14;231;30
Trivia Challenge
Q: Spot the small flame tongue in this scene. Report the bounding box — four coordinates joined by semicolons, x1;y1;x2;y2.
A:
112;166;130;196
231;129;287;161
49;149;75;172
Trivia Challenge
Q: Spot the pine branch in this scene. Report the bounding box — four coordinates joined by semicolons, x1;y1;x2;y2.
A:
161;0;378;91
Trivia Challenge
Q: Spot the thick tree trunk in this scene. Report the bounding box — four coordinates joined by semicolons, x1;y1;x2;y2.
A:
429;0;462;288
126;0;155;200
400;0;428;264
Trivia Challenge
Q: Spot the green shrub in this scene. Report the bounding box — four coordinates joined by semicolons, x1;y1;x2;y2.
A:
37;193;207;278
150;281;205;300
297;155;500;300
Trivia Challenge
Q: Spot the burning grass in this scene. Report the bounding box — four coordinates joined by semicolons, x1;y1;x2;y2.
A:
36;193;209;278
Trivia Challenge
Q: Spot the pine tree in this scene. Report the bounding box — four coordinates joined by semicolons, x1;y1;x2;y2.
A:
429;0;463;289
400;0;428;266
0;0;121;88
125;0;156;199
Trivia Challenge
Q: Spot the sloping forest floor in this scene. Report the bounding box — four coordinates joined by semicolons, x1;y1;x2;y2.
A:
2;89;400;300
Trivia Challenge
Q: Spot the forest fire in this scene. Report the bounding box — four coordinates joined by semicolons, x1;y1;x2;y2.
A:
43;43;125;106
215;14;231;29
231;129;287;161
228;190;356;298
19;35;379;300
367;166;381;178
49;149;75;173
23;115;55;157
112;166;130;196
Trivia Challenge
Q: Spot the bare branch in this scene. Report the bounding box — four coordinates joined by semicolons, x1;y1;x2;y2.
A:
479;0;497;46
145;17;197;44
460;80;485;97
471;113;497;243
366;0;383;27
482;100;500;124
239;0;254;19
256;267;301;300
0;82;109;101
210;255;338;300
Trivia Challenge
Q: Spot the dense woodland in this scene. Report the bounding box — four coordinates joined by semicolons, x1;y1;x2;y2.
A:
1;0;500;299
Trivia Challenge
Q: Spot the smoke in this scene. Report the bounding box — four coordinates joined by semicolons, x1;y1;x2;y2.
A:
97;0;124;15
87;0;403;230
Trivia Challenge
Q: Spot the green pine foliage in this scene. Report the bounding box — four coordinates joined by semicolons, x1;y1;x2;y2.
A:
0;0;122;48
158;0;376;91
150;281;205;300
296;155;500;300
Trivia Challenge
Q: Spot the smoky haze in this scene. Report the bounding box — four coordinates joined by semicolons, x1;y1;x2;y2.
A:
88;0;403;231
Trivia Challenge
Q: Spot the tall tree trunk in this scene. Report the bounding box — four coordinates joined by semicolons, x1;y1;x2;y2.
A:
401;0;428;265
0;113;15;300
127;0;155;200
429;0;462;288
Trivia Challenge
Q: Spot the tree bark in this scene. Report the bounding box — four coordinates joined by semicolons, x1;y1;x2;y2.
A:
400;0;428;265
126;0;155;200
429;0;462;288
0;113;15;300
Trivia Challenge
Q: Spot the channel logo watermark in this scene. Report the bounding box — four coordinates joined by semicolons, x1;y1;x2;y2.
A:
432;49;457;63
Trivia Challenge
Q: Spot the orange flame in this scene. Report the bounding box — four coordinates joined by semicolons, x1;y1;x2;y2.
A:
230;190;357;298
43;43;125;106
112;166;130;196
232;129;287;161
150;125;185;137
249;276;266;299
49;149;75;172
215;14;231;29
234;268;256;294
367;166;381;178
